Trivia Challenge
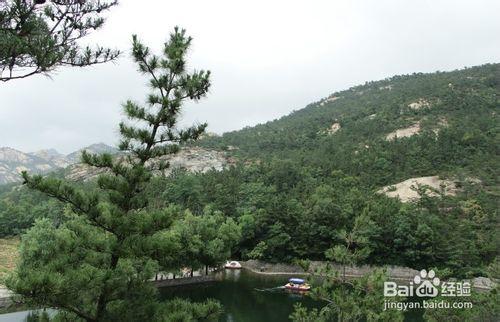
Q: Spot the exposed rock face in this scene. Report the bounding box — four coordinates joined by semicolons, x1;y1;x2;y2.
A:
160;147;229;174
30;149;71;168
65;163;108;182
0;147;58;184
431;118;449;135
408;98;431;110
66;147;233;182
0;147;31;163
66;143;118;164
327;122;341;135
386;122;420;141
1;143;232;184
472;277;497;290
319;96;340;106
378;176;458;202
0;143;118;185
199;132;220;140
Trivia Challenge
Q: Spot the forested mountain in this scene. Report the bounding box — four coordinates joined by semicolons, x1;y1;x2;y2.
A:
1;64;498;279
174;63;497;277
200;63;499;190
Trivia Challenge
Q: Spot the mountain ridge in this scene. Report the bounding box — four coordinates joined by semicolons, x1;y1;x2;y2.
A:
0;63;498;277
0;143;117;185
0;143;233;185
199;63;499;188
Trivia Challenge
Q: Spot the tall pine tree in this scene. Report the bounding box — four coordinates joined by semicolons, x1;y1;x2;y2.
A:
7;27;223;321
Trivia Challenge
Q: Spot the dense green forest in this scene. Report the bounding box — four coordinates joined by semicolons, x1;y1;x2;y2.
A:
2;1;497;320
1;64;498;279
194;63;499;274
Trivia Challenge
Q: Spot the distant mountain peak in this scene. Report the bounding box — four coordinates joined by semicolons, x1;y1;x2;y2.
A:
30;148;63;158
66;143;118;163
0;146;32;163
83;142;113;149
0;143;118;185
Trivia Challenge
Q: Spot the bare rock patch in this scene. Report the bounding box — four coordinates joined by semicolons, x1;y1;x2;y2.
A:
408;98;431;110
319;96;340;106
386;122;421;141
378;176;459;202
327;122;341;135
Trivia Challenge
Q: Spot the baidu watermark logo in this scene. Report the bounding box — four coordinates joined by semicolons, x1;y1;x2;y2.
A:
383;269;473;311
385;269;443;297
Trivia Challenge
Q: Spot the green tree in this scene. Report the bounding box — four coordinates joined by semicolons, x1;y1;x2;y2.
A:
291;215;396;322
176;207;241;275
423;287;500;322
290;269;404;322
0;0;119;81
7;27;217;321
326;213;372;282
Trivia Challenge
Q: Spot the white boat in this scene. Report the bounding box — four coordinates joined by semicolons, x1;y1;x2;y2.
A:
224;261;242;269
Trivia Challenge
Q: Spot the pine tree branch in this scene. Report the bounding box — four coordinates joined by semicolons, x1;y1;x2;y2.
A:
22;172;120;236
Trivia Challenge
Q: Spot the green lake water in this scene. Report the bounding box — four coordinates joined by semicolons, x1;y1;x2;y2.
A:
1;268;425;321
159;269;425;322
159;269;322;322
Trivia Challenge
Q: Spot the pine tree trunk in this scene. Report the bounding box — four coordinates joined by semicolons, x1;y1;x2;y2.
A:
95;253;119;320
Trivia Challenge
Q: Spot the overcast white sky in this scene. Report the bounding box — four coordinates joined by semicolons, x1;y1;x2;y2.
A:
1;0;499;154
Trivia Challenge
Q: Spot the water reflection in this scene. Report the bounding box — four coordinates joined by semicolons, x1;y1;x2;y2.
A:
223;268;241;282
0;309;55;322
1;270;315;322
159;269;321;322
0;270;425;322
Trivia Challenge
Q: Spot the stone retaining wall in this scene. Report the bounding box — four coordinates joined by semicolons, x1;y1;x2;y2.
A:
0;275;218;308
0;296;11;308
241;260;496;290
241;260;418;281
0;287;12;308
152;275;216;288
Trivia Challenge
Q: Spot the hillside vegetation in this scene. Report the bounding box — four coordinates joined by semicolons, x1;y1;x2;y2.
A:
183;64;498;276
1;64;498;279
201;64;499;190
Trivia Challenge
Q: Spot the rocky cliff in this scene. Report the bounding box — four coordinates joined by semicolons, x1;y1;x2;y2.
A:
0;147;62;184
66;147;233;181
0;144;231;184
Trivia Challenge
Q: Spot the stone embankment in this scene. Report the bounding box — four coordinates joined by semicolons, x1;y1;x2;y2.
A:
153;275;216;288
241;260;496;291
0;287;12;308
0;273;218;309
241;260;419;282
